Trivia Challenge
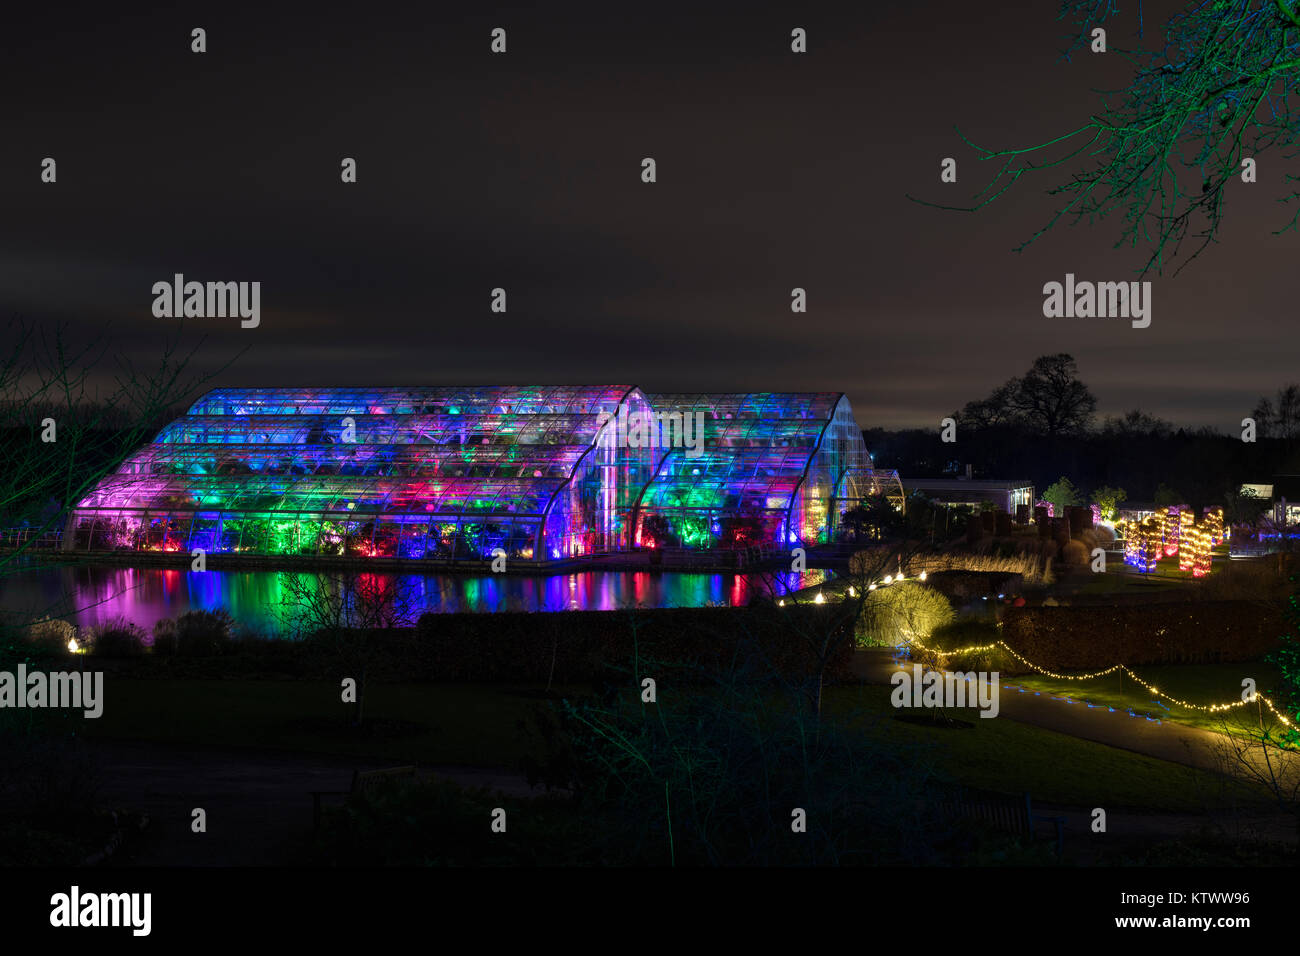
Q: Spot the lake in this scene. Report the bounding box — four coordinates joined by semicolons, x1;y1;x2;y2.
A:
0;563;836;637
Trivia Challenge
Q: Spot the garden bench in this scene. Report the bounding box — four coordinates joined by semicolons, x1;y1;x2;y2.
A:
935;786;1066;858
310;765;417;830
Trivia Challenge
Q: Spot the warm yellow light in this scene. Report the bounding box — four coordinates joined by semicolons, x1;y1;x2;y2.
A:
896;627;1293;730
814;592;825;604
883;575;893;584
67;639;79;654
919;571;927;581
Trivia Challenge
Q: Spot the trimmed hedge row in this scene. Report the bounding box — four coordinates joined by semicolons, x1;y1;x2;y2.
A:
408;604;858;683
35;606;859;685
1001;600;1283;669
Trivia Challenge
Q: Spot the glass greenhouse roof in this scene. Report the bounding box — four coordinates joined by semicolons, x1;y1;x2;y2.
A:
70;386;890;559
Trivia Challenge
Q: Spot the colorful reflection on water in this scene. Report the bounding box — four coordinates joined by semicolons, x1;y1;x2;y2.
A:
0;564;836;637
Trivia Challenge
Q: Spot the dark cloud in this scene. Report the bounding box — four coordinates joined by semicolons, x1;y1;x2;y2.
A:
1;0;1293;428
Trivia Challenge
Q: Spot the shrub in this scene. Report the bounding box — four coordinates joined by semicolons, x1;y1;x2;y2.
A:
151;618;177;655
89;618;145;657
857;582;955;647
173;609;235;656
1060;539;1089;566
1078;526;1115;550
20;618;78;659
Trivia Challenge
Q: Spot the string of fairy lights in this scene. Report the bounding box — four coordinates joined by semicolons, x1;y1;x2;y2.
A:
778;545;1294;731
900;626;1295;730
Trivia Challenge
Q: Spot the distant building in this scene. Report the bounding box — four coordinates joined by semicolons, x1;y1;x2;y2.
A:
902;477;1034;514
1241;476;1300;525
1116;502;1160;523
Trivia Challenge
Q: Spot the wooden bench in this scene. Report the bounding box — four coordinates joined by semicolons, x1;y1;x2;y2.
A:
935;786;1066;858
310;766;417;830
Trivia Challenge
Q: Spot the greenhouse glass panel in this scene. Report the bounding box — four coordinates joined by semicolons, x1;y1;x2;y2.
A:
70;386;896;560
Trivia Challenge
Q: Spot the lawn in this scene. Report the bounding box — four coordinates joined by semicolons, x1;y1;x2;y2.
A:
1008;660;1288;737
922;624;1287;736
80;676;1272;814
1065;565;1192;595
82;679;574;767
822;684;1270;812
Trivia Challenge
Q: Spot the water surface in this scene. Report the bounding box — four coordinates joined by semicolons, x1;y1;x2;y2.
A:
0;563;835;637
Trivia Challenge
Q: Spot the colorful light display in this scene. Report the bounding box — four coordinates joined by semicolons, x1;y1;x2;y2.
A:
1121;520;1139;566
1118;511;1215;578
1136;518;1162;573
70;387;894;561
1156;506;1174;557
1202;505;1226;547
1188;520;1212;577
1177;508;1195;569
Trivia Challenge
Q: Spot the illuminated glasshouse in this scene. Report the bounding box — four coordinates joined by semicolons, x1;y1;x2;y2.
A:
67;386;900;562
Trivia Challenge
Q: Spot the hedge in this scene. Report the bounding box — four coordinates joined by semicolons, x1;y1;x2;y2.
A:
1000;600;1283;669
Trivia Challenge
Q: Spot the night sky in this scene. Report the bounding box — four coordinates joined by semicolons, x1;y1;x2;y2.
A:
2;0;1292;429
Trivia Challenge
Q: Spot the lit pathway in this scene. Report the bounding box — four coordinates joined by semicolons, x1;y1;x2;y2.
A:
852;648;1297;778
852;648;1299;850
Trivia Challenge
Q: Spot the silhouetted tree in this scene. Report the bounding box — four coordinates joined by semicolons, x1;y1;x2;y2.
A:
913;0;1300;273
1101;409;1172;438
1253;384;1300;441
957;354;1096;438
1154;483;1185;507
